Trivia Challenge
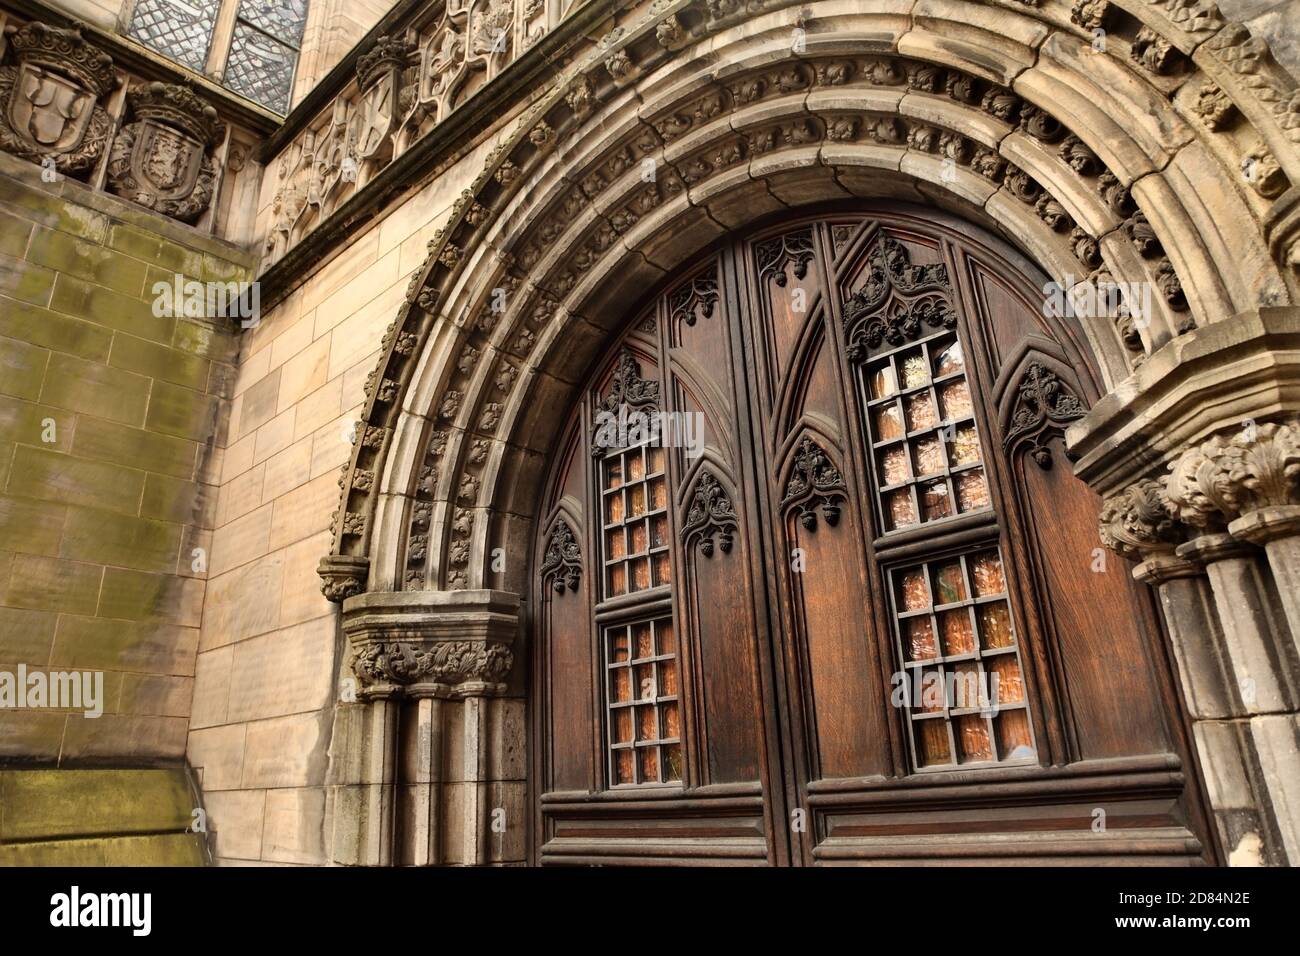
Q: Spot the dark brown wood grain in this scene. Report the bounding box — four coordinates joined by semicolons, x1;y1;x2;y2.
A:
528;202;1217;866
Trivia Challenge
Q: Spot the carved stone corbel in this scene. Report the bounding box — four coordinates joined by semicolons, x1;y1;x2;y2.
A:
319;553;370;603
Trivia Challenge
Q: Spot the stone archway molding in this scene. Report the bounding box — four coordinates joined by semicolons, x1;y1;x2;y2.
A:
317;0;1300;609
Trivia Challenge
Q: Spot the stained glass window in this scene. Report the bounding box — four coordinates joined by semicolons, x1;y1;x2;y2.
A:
890;550;1035;768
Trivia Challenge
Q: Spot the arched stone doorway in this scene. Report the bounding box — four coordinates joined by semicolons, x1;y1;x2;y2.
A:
316;0;1300;866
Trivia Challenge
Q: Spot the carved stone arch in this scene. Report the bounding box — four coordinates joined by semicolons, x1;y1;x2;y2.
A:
320;0;1300;607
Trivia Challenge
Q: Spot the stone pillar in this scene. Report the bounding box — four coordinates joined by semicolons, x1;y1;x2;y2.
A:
328;589;521;866
1099;480;1274;864
1165;422;1300;864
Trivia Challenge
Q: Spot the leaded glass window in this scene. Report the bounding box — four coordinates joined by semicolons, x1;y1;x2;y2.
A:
126;0;219;73
889;549;1035;768
125;0;309;113
224;0;308;113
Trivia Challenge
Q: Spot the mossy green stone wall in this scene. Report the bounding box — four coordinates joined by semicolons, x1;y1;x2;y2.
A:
0;151;254;772
0;768;206;864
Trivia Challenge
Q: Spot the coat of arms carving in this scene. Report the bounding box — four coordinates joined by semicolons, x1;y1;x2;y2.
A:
354;35;415;165
0;21;117;175
106;82;224;223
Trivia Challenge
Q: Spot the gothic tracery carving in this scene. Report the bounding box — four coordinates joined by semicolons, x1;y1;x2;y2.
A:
1002;362;1087;469
781;437;847;531
681;471;738;557
540;518;582;592
756;230;816;287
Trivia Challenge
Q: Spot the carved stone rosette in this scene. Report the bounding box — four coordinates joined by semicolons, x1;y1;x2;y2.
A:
0;21;117;175
106;82;224;222
342;590;519;699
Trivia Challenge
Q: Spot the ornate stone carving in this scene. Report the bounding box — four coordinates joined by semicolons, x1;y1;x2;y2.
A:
0;21;116;175
352;640;514;689
681;471;738;557
1192;82;1237;131
1149;0;1222;37
1167;420;1300;528
540;518;582;592
1131;26;1179;76
781;437;847;531
1002;362;1087;468
356;35;414;163
1070;0;1111;31
319;554;370;602
106;82;223;222
1099;478;1184;559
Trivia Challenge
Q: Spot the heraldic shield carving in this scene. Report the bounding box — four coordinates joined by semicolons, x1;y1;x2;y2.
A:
107;81;224;223
0;22;116;175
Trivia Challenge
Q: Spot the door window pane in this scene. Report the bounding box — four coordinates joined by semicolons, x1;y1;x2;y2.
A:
889;549;1036;770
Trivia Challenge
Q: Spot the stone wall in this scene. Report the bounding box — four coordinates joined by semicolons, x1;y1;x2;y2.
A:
0;150;254;860
0;768;205;863
186;131;506;865
0;149;254;762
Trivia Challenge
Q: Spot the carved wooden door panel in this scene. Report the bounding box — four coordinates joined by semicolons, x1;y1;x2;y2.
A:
532;205;1215;866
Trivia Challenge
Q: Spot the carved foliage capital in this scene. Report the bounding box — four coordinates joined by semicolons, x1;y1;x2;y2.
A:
1166;419;1300;528
342;591;520;696
1098;478;1183;560
351;639;514;693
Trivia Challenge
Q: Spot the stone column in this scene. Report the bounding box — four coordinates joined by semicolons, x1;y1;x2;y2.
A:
1170;429;1300;717
329;589;521;866
1165;422;1300;864
1099;480;1271;863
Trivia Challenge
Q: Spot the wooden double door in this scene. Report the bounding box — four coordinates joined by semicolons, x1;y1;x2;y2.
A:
532;204;1214;865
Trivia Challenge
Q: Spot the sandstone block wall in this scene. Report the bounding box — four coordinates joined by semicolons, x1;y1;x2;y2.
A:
0;152;255;766
187;131;505;865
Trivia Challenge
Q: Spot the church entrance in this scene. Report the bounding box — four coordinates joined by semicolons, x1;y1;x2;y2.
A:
530;203;1215;865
